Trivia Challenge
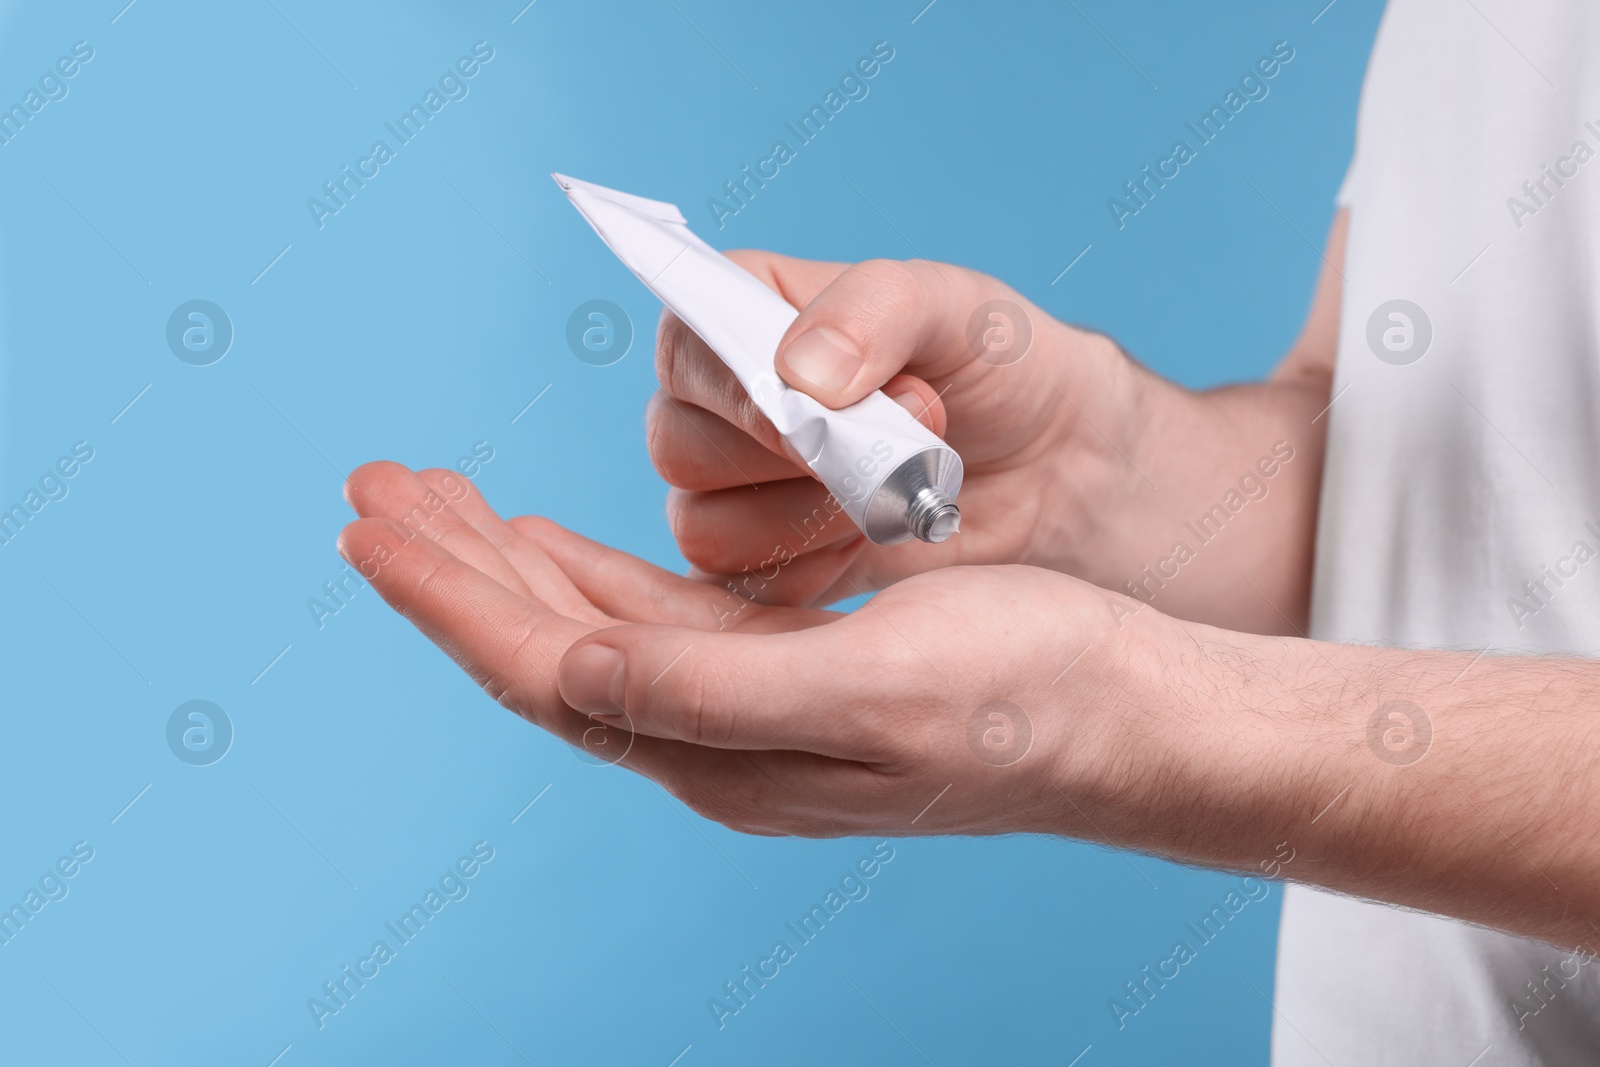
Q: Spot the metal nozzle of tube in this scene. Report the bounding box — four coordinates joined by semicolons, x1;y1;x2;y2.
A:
858;444;964;546
911;488;962;543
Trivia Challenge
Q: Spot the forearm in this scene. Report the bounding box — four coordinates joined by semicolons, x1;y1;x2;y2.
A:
1033;211;1345;635
1079;614;1600;950
1039;345;1330;635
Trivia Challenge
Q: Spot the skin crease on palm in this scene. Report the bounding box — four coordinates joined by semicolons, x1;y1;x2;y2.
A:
340;216;1600;951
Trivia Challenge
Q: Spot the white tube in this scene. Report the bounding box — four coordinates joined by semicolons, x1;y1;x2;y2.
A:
554;173;963;545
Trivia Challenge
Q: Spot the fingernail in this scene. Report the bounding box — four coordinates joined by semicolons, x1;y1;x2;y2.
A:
781;328;859;395
564;644;626;716
887;386;923;416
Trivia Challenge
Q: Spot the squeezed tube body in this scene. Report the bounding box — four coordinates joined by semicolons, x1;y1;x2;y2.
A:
555;173;964;545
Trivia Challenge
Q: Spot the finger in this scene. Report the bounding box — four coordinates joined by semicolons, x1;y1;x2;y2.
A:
666;477;859;574
646;393;804;491
509;515;836;632
337;516;583;734
336;515;747;784
557;616;902;757
880;374;950;438
723;248;849;309
414;469;609;627
657;243;846;462
656;310;790;457
656;312;951;451
646;379;945;493
339;512;914;836
773;258;1010;408
343;461;533;598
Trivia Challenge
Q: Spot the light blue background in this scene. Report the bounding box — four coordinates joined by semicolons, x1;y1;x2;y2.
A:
0;1;1381;1063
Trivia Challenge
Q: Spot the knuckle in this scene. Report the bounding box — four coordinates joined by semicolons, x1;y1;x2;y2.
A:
665;490;742;572
655;310;770;439
644;398;698;488
685;663;740;748
502;619;558;695
654;309;694;397
413;554;456;604
812;259;930;366
663;489;694;552
482;674;516;712
507;514;557;540
643;394;674;468
648;653;732;748
845;259;926;320
851;256;917;288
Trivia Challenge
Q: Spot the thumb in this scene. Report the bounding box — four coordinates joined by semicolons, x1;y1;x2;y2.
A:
773;258;996;409
556;621;892;759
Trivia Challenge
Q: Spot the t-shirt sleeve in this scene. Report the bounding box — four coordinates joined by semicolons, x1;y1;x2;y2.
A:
1335;144;1359;208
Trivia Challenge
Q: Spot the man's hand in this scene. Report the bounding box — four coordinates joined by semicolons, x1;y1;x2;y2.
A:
336;460;1176;838
648;252;1131;607
647;239;1346;635
340;459;1600;951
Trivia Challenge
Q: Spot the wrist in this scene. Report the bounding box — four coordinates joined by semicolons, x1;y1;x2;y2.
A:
1038;605;1329;866
1030;331;1163;575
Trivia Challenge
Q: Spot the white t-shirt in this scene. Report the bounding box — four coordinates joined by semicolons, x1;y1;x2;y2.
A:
1276;0;1600;1063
